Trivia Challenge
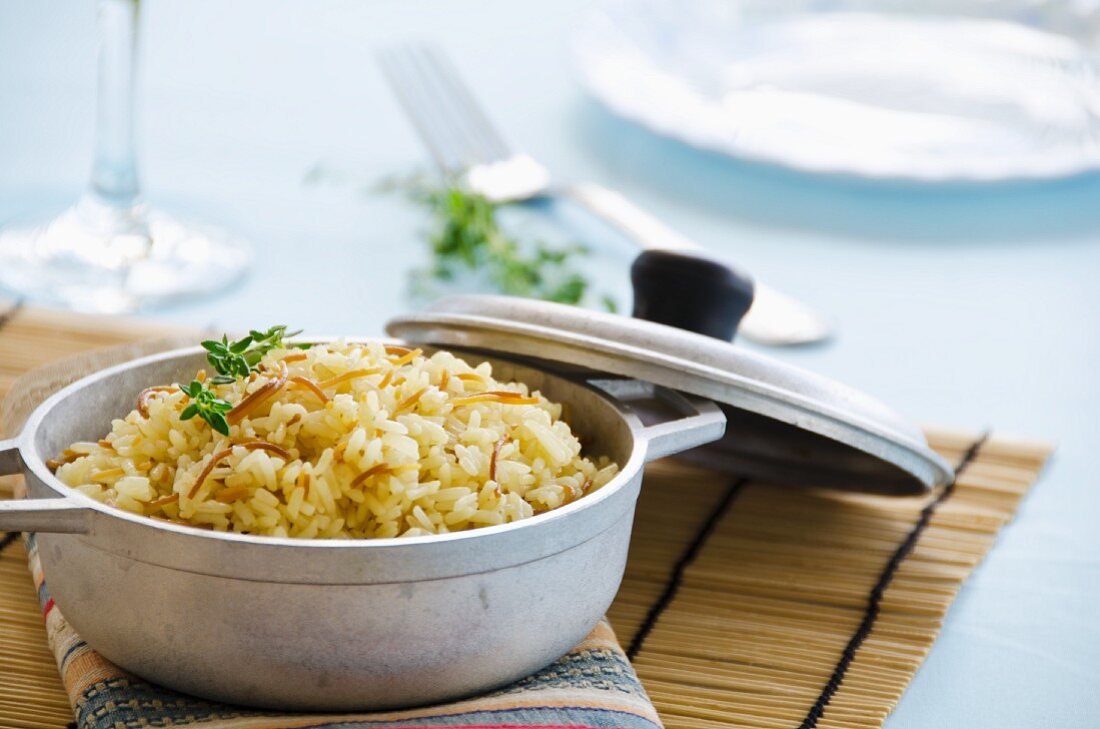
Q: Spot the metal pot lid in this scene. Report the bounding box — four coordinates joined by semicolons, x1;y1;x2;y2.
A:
386;295;953;495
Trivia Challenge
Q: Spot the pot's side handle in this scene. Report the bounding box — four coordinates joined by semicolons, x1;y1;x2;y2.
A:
0;499;91;534
0;437;19;476
588;380;727;463
639;395;726;463
0;437;92;534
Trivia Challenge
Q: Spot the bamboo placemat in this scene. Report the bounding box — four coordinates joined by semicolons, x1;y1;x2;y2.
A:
0;299;1053;729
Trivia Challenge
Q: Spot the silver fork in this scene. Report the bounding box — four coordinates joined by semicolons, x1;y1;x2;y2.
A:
377;43;833;347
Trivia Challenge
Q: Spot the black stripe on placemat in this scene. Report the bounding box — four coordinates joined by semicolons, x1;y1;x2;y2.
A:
796;433;990;729
626;476;748;661
0;531;19;555
0;297;26;332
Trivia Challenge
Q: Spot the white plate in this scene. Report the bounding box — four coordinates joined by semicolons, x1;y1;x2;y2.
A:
572;0;1100;182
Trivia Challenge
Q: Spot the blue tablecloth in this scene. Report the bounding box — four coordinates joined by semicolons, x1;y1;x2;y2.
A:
2;2;1098;726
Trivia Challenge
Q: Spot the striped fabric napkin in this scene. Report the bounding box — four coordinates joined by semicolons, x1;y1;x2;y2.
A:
24;534;662;729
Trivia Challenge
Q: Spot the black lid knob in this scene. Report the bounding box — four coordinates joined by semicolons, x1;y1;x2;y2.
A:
630;249;755;341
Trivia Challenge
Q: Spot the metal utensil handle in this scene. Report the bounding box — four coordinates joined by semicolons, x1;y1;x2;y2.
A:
560;182;834;347
560;183;756;341
560;182;700;253
0;438;92;534
588;380;726;463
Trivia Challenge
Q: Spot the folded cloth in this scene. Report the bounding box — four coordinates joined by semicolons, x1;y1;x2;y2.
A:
25;534;662;729
25;536;660;729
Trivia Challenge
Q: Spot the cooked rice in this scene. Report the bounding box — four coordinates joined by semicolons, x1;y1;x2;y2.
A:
53;341;618;539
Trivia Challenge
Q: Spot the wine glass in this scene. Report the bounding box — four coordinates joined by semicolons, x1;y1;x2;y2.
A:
0;0;251;314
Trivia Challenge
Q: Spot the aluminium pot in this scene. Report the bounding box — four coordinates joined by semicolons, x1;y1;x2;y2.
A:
0;342;725;710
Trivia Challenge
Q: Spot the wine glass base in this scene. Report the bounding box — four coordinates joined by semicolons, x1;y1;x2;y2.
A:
0;202;251;314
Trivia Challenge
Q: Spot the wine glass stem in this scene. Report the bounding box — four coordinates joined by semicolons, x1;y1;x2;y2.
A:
88;0;141;210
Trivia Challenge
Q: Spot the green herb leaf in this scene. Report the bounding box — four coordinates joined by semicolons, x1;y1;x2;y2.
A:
210;413;231;436
249;326;302;354
202;336;251;379
202;326;301;381
178;380;234;435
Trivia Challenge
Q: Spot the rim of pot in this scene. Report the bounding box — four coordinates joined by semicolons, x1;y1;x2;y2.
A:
18;342;651;553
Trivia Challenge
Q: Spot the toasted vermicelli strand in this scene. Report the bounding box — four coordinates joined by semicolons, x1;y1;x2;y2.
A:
288;375;329;404
316;368;380;389
562;478;591;506
388;348;422;367
137;386;176;418
396;387;428;413
214;485;251;503
188;441;291;498
227;362;288;424
451;391;540;406
350;463;388;488
50;448;88;469
489;434;508;482
242;441;292;460
189;448;235;498
350;462;418;489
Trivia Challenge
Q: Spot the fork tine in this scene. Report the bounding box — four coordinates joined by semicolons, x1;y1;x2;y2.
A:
378;47;464;175
401;46;482;169
378;43;515;177
401;44;501;168
419;45;513;163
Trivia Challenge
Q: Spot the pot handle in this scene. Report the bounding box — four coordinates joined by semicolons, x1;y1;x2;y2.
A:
0;437;18;477
588;380;726;463
0;498;91;534
0;438;92;534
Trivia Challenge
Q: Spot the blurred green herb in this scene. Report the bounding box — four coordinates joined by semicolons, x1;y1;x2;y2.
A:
202;325;303;383
382;175;617;311
247;325;306;357
178;380;233;436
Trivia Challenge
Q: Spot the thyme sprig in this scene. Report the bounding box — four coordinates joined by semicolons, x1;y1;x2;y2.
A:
202;326;303;384
180;325;305;435
178;380;233;436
